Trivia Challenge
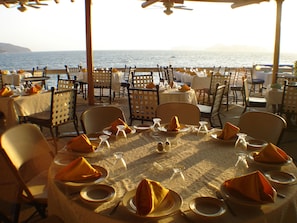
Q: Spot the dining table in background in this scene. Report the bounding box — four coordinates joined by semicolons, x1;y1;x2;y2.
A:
159;88;198;105
0;91;51;128
48;128;297;223
265;88;283;113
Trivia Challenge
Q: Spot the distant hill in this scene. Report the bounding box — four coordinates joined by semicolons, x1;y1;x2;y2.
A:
0;43;31;53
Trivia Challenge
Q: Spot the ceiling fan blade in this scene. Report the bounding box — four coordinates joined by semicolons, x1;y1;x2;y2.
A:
231;0;269;9
173;5;193;10
141;0;161;8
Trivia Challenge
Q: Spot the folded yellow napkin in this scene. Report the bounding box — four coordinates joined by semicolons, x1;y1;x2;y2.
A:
66;134;95;153
217;122;240;140
109;118;132;135
223;171;275;203
0;87;13;97
253;143;289;164
146;82;155;89
55;157;101;182
135;179;169;216
167;116;181;131
179;84;191;92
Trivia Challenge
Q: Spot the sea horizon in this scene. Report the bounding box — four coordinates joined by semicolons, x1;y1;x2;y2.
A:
1;50;297;71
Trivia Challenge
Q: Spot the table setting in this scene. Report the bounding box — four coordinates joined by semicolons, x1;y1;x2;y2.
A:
48;116;297;223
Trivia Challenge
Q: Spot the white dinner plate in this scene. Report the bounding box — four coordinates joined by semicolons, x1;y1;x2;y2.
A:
220;184;276;207
56;165;108;187
247;151;293;169
158;124;191;134
189;197;226;218
133;124;151;131
122;189;182;218
80;184;115;203
103;126;136;136
60;141;101;157
210;130;237;143
265;171;296;185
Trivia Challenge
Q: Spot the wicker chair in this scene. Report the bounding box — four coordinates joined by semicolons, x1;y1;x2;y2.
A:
26;87;79;153
132;72;154;88
57;75;77;90
93;68;113;103
198;84;226;128
280;81;297;129
127;85;159;125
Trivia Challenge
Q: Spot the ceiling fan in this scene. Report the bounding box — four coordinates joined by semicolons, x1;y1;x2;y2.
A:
0;0;48;11
141;0;193;15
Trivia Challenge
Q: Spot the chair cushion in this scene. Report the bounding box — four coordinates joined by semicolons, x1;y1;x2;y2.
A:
197;104;211;114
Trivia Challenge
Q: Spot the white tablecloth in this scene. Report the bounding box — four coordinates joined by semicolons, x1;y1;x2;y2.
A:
2;72;32;86
253;72;272;88
159;88;197;105
48;130;297;223
0;91;51;128
265;89;283;112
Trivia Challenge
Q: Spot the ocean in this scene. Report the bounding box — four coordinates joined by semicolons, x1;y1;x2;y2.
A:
1;50;297;71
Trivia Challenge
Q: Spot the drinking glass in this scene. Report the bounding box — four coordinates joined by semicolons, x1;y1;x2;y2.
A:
98;135;110;149
152;118;161;130
116;125;127;138
169;165;185;185
197;121;209;134
234;133;248;176
112;152;127;177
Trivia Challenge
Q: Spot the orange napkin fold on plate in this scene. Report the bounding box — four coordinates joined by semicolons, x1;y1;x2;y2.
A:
146;82;156;89
135;179;170;216
223;171;275;203
217;122;240;140
179;84;191;92
253;143;289;164
55;157;101;182
167;116;181;131
66;134;95;153
109;118;132;135
27;84;42;94
0;87;13;97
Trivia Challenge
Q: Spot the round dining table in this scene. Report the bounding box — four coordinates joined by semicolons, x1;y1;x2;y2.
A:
48;127;297;223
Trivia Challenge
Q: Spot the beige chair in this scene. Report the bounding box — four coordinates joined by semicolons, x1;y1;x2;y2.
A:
26;87;79;153
127;85;160;125
242;78;266;113
80;106;126;134
93;68;113;104
198;84;226;128
120;65;136;96
0;123;54;223
238;111;287;145
57;76;77;90
156;102;201;125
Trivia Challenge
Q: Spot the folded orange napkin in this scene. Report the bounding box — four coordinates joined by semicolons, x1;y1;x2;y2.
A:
66;134;95;153
135;179;169;216
223;171;275;203
55;157;101;182
109;118;132;135
179;84;191;92
27;84;42;94
217;122;240;140
167;116;181;131
253;143;289;164
0;87;13;97
146;82;156;89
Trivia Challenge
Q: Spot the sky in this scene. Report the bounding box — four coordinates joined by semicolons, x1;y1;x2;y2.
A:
0;0;297;53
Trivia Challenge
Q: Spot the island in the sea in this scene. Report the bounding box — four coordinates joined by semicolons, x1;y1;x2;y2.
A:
0;43;31;53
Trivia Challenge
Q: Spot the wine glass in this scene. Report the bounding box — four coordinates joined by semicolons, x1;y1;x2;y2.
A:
98;135;110;149
112;152;127;177
152;118;161;130
234;133;248;176
197;121;209;134
116;125;127;138
169;165;186;188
